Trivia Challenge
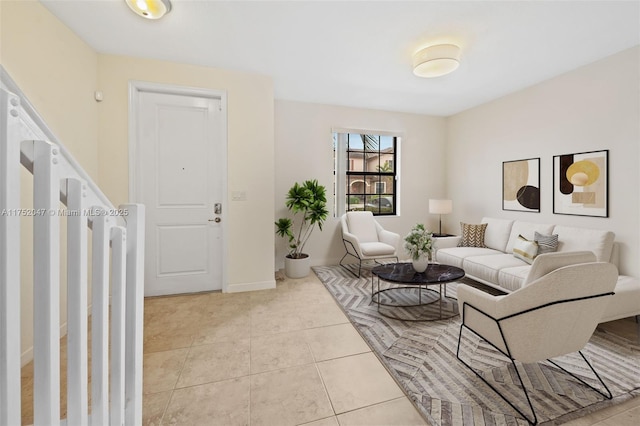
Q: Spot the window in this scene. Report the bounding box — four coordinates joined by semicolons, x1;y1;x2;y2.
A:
333;131;398;216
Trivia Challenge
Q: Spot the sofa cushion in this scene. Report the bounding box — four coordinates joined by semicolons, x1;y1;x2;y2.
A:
534;231;559;255
463;254;528;285
480;217;514;252
498;266;531;292
504;221;555;253
552;225;615;262
436;247;501;268
457;222;488;247
360;242;396;257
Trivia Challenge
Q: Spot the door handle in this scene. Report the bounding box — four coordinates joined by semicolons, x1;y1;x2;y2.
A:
208;217;221;223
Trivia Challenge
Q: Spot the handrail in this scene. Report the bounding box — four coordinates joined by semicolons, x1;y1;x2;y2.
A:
0;66;119;222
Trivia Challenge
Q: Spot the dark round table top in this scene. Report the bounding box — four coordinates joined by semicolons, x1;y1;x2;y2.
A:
371;262;465;285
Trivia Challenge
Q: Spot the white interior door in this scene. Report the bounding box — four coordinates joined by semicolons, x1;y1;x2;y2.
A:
133;86;225;296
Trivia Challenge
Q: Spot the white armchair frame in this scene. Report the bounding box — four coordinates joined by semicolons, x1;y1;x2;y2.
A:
456;261;618;425
339;211;399;277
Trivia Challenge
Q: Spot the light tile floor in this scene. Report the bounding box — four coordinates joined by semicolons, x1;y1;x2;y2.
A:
141;273;426;425
20;271;640;425
143;273;640;425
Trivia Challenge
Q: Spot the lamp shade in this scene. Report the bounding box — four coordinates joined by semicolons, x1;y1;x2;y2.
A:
429;199;453;215
413;44;461;78
125;0;172;19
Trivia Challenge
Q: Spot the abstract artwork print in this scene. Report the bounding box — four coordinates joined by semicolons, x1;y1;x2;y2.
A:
503;158;540;212
553;149;608;217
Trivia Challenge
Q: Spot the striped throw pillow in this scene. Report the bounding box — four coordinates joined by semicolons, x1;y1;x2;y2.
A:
534;231;559;255
457;223;488;248
513;234;538;264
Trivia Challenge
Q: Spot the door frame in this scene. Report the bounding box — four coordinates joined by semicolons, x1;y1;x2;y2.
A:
128;81;229;292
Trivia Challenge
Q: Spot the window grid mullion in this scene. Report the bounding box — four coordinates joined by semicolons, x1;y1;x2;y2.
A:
339;132;397;216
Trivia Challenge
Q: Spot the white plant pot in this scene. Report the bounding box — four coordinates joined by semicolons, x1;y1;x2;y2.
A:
284;254;310;279
412;256;429;273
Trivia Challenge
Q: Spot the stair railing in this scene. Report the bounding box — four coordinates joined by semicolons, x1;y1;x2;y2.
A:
1;68;145;426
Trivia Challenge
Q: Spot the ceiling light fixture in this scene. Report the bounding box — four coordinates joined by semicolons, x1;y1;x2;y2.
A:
125;0;172;20
413;44;461;78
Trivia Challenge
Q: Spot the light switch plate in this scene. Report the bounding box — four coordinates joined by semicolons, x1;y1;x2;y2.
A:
232;191;247;201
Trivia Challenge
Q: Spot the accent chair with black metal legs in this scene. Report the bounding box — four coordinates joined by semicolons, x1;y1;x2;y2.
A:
339;211;400;277
456;259;618;425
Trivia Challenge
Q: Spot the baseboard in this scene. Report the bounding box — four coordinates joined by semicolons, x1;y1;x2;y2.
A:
226;279;276;293
20;300;98;367
21;345;34;367
21;321;68;367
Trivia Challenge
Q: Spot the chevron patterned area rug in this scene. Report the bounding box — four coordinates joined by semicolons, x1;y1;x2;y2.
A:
313;264;640;425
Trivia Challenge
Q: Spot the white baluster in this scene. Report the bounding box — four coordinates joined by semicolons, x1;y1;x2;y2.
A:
91;210;110;425
65;178;89;426
30;139;61;425
124;204;145;426
0;87;22;426
110;225;127;426
2;82;147;426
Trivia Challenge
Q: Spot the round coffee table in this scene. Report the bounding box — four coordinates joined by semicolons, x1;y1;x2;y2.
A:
371;262;465;321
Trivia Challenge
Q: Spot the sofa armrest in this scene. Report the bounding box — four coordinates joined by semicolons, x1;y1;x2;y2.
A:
457;284;507;353
378;229;400;250
342;230;365;257
433;235;461;250
373;221;400;250
457;284;501;321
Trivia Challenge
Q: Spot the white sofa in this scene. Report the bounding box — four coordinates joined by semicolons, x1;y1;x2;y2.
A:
435;217;640;327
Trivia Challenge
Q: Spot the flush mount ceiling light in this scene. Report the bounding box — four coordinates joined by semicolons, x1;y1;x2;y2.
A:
125;0;172;20
413;44;461;78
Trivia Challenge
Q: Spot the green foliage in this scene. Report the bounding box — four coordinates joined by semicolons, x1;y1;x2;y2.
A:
275;179;329;259
377;161;392;172
404;223;433;261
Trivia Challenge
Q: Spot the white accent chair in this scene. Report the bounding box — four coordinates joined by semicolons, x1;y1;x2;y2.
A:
339;211;400;277
456;255;618;425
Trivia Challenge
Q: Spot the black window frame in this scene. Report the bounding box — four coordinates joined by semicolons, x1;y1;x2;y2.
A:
345;134;397;216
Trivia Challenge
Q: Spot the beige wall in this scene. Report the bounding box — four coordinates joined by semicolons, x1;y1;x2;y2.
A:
446;46;640;276
1;1;99;177
274;100;447;268
1;1;99;361
2;1;276;363
97;55;276;292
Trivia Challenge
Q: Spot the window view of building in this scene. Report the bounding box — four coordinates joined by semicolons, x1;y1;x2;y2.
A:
333;132;398;216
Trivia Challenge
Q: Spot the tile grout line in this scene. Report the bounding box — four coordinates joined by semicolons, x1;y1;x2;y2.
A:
332;396;415;418
313;359;339;420
158;389;174;426
248;331;252;425
158;332;195;424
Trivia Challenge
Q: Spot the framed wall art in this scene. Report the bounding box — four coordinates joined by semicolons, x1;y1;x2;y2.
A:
502;158;540;212
553;149;608;217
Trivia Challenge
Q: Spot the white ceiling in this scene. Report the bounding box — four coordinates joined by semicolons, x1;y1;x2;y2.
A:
41;0;640;116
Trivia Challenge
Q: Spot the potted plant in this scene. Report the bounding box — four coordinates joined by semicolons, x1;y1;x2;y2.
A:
275;179;329;278
404;223;433;273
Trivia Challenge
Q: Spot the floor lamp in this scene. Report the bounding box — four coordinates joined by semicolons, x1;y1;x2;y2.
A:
429;199;452;237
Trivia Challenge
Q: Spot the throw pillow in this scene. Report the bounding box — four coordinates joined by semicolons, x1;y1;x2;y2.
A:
457;222;488;248
513;234;539;264
534;231;559;254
